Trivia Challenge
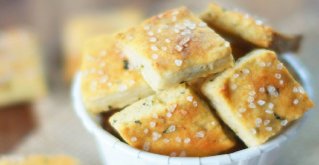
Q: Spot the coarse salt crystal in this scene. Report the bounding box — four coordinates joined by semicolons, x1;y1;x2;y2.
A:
259;87;265;93
275;73;282;79
184;138;191;144
166;112;172;118
243;68;250;75
264;120;270;126
233;73;239;79
152;131;162;141
131;136;137;142
247;96;255;103
268;103;274;109
163;138;170;143
175;137;182;143
257;100;266;106
174;59;183;66
150;121;156;128
196;131;205;138
249;103;256;109
186;96;193;102
265;127;273;132
166;125;176;133
151;45;158;51
152;54;159;60
192;101;198;107
265;109;274;114
239;108;247;113
175;45;183;52
277;63;283;70
281;120;288;126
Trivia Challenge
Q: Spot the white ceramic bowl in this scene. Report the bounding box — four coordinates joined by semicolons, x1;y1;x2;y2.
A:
72;54;313;165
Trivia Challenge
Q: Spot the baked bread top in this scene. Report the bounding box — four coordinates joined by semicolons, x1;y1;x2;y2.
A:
202;49;313;147
109;84;237;157
200;3;302;53
81;35;153;113
117;7;234;91
63;9;144;82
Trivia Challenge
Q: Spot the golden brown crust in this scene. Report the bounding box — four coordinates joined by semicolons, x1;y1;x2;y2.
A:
202;49;314;147
109;84;237;157
0;28;46;107
81;35;153;113
200;3;302;57
117;7;233;91
201;3;273;48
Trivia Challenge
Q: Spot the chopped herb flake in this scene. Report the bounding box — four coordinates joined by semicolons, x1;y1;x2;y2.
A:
123;60;129;70
134;120;142;124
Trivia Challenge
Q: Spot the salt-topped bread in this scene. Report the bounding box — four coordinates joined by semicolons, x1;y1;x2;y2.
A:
63;9;144;82
201;3;302;53
109;84;237;157
202;49;314;147
81;35;153;114
117;7;234;91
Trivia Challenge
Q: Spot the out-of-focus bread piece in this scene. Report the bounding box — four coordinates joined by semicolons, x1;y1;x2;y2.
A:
202;49;313;147
63;9;144;82
81;35;153;114
200;3;302;58
0;28;46;108
0;155;79;165
110;84;238;157
117;7;234;91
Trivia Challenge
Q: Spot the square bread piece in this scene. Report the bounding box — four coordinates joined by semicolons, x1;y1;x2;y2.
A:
63;9;143;82
117;7;234;91
0;28;46;107
200;3;302;52
109;84;237;157
202;49;314;147
81;35;153;114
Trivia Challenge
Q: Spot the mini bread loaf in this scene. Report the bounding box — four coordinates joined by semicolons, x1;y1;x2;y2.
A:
200;3;302;55
109;84;238;157
0;155;79;165
81;35;153;114
63;9;144;82
117;7;234;91
0;28;46;107
202;49;314;147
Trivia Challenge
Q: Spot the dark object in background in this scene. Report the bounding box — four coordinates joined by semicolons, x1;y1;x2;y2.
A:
100;109;121;139
0;103;37;153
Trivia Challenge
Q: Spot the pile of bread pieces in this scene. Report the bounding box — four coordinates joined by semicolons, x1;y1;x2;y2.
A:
80;3;314;157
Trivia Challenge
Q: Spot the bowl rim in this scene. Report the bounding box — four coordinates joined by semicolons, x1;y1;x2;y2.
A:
71;53;312;164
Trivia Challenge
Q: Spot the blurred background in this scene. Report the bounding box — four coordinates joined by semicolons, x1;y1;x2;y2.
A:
0;0;318;164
